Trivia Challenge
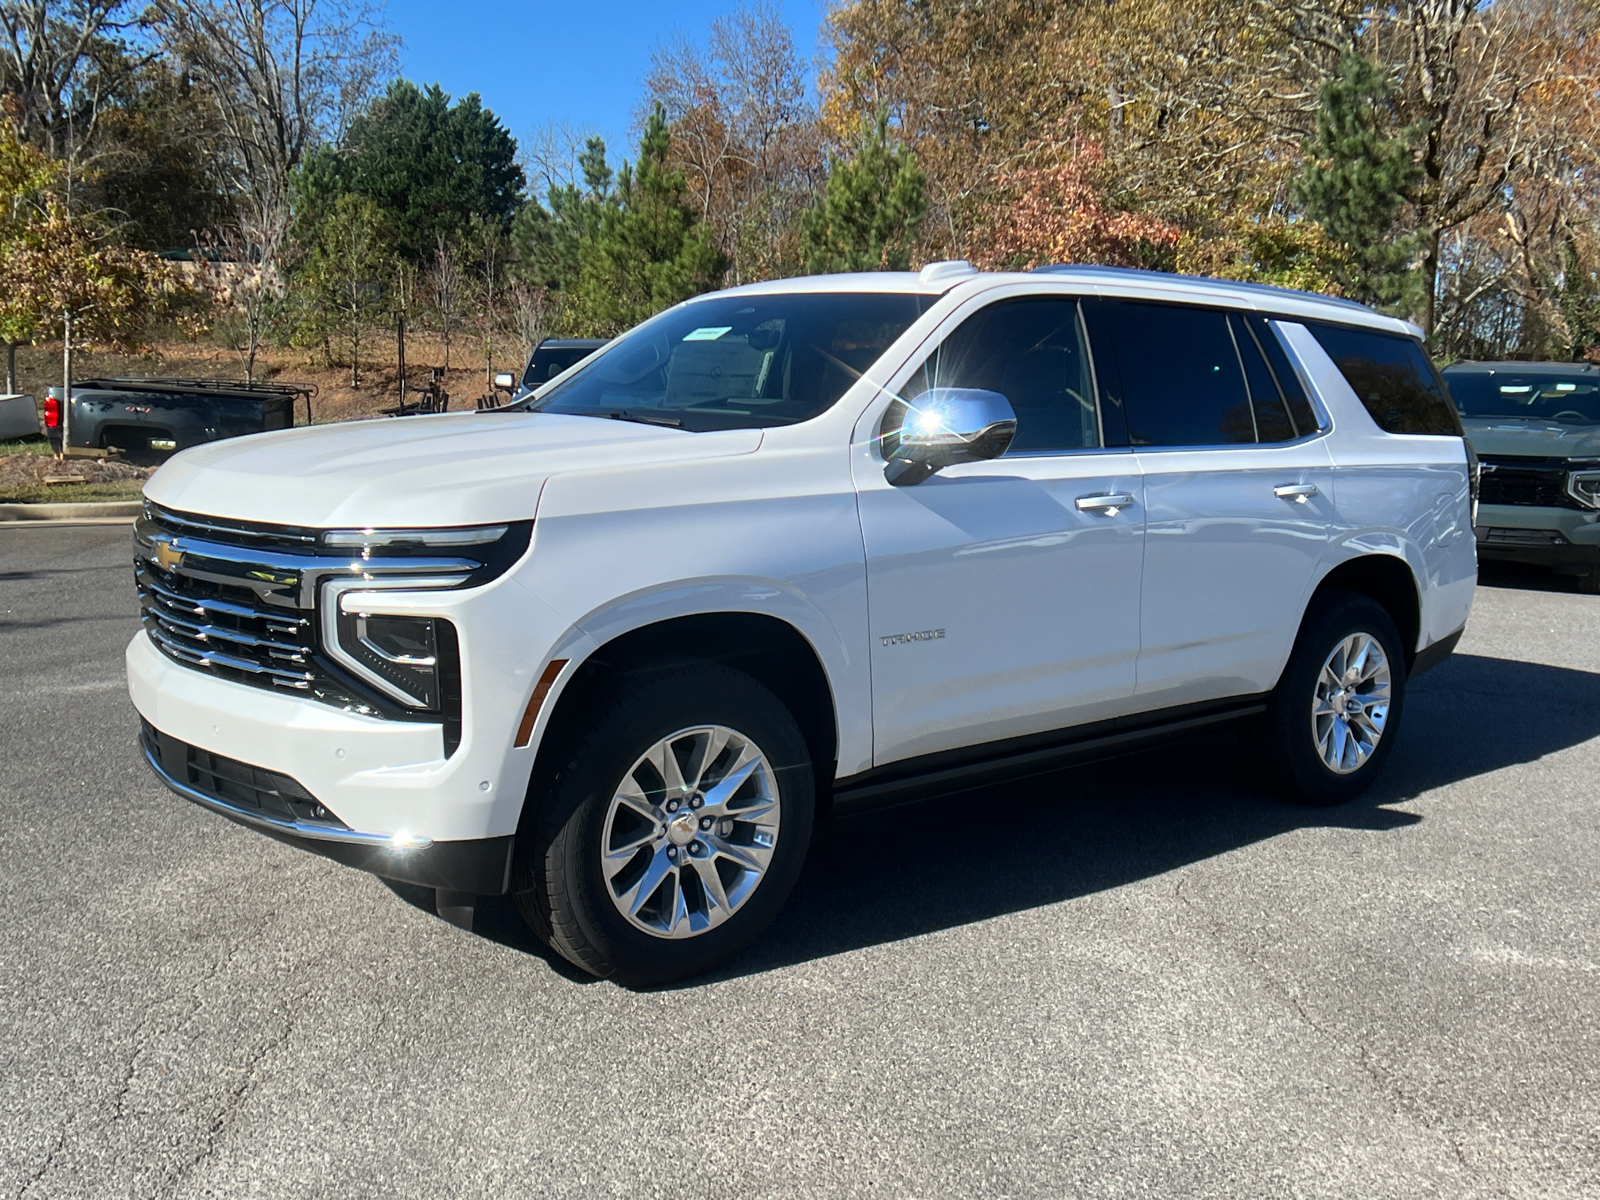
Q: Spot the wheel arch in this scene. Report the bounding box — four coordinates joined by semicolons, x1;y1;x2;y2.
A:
1309;552;1423;668
529;611;840;818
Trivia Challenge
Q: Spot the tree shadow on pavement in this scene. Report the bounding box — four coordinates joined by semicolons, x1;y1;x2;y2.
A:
693;652;1600;984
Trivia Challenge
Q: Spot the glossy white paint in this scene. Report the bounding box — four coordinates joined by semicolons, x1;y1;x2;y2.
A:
128;268;1476;847
1133;439;1335;705
855;450;1146;760
1277;322;1476;647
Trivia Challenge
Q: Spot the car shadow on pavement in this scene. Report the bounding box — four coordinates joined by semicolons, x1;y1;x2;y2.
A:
683;651;1600;985
1477;561;1595;595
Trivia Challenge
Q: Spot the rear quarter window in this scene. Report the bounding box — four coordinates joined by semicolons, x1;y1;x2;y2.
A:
1306;322;1463;436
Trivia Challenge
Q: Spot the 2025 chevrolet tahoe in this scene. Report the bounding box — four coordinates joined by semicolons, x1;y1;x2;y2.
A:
129;263;1477;984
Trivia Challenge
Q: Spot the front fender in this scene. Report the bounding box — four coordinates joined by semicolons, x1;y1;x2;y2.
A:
513;574;868;778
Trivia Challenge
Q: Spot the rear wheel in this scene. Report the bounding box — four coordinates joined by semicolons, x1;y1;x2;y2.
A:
1258;591;1406;806
512;663;814;986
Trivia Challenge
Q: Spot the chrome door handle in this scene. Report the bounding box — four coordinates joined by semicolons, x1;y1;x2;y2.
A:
1273;483;1319;503
1076;492;1135;514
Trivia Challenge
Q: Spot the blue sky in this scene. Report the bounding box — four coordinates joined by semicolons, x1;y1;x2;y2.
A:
385;0;828;186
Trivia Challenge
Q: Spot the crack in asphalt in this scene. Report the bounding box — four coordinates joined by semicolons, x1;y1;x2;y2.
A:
1169;874;1514;1198
162;987;311;1196
13;1123;68;1200
16;934;269;1199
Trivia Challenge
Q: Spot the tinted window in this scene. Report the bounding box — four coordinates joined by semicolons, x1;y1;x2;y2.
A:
891;297;1100;454
525;292;933;431
1091;300;1255;446
522;344;602;388
1231;314;1295;442
1250;315;1319;435
1306;322;1463;436
1444;369;1600;425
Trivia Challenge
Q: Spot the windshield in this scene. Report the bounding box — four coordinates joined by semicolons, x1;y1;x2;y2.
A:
1446;370;1600;425
519;292;935;431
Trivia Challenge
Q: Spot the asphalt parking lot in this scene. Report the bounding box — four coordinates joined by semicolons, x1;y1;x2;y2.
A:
2;523;1598;1199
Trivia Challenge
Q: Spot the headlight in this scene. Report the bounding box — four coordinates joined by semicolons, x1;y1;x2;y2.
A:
321;577;462;711
311;522;528;726
321;525;509;550
1568;468;1600;510
340;610;447;709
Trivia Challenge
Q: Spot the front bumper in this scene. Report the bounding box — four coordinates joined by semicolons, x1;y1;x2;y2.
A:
1475;503;1600;569
140;720;513;892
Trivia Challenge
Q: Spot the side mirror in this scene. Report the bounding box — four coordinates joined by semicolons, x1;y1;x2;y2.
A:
493;372;516;390
883;388;1017;486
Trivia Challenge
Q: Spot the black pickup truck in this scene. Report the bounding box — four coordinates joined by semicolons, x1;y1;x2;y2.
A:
44;378;315;463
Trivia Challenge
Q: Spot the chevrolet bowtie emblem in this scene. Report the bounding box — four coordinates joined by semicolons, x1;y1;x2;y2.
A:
153;539;184;572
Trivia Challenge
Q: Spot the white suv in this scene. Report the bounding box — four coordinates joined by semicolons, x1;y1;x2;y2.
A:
128;263;1476;984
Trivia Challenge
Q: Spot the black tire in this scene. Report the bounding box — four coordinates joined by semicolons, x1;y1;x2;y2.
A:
511;663;814;986
1576;561;1600;595
1258;591;1407;807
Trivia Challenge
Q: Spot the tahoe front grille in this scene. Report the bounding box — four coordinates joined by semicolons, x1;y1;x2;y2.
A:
1477;455;1586;510
134;503;384;716
137;559;318;691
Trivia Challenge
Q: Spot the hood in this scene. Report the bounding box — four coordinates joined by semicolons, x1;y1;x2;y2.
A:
144;411;763;527
1461;418;1600;461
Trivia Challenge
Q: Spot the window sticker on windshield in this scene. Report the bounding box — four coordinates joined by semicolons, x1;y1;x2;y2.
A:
683;326;733;342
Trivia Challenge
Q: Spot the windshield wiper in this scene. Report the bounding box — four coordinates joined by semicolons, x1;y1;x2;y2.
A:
594;410;683;428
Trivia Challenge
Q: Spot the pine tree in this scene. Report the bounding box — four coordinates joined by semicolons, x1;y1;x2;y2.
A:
801;115;927;274
516;109;724;336
296;82;524;267
1293;53;1422;312
511;136;613;298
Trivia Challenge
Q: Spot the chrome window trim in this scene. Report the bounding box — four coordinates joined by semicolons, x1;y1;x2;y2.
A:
1125;428;1332;455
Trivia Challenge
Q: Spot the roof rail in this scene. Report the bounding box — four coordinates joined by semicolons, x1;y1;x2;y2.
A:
1029;263;1376;314
88;377;317;398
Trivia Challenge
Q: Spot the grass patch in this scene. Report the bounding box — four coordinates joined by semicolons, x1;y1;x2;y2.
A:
0;437;54;457
0;477;147;504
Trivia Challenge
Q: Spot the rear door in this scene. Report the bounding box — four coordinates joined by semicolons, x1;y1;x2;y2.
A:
1084;298;1333;708
854;293;1146;765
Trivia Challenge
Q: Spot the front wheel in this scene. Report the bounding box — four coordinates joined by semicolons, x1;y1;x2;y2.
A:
1258;591;1407;806
512;663;814;986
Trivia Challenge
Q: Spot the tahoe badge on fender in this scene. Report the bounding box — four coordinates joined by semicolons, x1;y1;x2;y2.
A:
881;628;946;647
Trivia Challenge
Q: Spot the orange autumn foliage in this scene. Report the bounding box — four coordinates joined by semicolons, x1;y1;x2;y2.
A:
969;142;1180;272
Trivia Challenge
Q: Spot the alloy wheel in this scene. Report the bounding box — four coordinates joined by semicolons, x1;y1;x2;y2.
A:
600;725;780;939
1311;632;1392;774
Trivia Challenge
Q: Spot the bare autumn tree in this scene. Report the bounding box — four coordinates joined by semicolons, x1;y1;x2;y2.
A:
199;182;288;383
645;0;822;281
425;231;463;374
0;0;142;164
822;0;1076;259
150;0;396;215
506;276;551;363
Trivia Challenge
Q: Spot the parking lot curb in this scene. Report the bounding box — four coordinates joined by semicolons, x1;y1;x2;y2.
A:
0;501;141;525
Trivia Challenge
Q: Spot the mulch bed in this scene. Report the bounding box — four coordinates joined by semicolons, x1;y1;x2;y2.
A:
0;453;153;490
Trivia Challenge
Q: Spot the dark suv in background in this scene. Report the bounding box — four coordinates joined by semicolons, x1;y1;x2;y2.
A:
1445;361;1600;593
510;338;607;402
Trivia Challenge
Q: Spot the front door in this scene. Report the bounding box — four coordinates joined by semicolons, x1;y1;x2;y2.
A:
1084;299;1332;706
854;294;1146;766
